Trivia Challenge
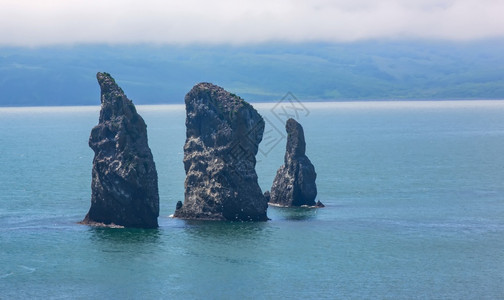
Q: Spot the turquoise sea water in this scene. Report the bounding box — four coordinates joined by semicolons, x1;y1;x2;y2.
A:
1;101;503;299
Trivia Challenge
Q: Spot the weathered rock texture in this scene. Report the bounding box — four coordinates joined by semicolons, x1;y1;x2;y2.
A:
82;72;159;228
269;118;320;207
174;83;268;221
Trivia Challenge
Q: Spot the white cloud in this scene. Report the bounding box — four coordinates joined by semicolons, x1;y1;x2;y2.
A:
1;0;503;46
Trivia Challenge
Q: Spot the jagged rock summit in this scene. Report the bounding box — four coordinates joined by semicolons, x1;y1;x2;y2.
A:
81;72;159;228
268;118;322;207
174;82;268;221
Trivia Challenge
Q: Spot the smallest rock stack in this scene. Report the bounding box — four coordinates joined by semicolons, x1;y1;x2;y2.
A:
268;118;322;207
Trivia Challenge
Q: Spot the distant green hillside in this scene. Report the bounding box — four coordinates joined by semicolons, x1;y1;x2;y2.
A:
1;41;504;106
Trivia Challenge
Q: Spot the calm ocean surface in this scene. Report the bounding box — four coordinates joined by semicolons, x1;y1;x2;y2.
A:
1;101;503;299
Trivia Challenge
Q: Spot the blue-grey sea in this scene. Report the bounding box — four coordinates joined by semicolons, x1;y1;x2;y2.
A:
1;101;503;299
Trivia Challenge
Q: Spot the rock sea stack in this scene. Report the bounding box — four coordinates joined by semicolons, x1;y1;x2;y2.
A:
174;83;268;221
81;72;159;228
269;118;321;207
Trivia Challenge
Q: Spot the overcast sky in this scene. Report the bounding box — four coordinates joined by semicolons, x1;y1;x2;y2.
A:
1;0;503;46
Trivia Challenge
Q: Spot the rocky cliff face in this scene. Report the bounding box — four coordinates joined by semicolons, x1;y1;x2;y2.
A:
174;83;268;221
81;72;159;228
269;118;320;207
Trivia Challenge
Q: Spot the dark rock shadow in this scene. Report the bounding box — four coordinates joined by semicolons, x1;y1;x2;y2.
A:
88;226;161;245
271;206;319;221
182;219;269;242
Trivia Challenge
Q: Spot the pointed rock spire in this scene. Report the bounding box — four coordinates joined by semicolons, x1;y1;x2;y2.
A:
81;72;159;228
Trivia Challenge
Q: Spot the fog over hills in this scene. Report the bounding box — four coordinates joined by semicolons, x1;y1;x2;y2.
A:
1;40;504;106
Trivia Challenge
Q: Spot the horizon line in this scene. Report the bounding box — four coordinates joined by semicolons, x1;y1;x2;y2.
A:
2;99;504;112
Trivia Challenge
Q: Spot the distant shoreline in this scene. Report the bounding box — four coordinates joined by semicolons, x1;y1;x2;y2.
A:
1;99;504;112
